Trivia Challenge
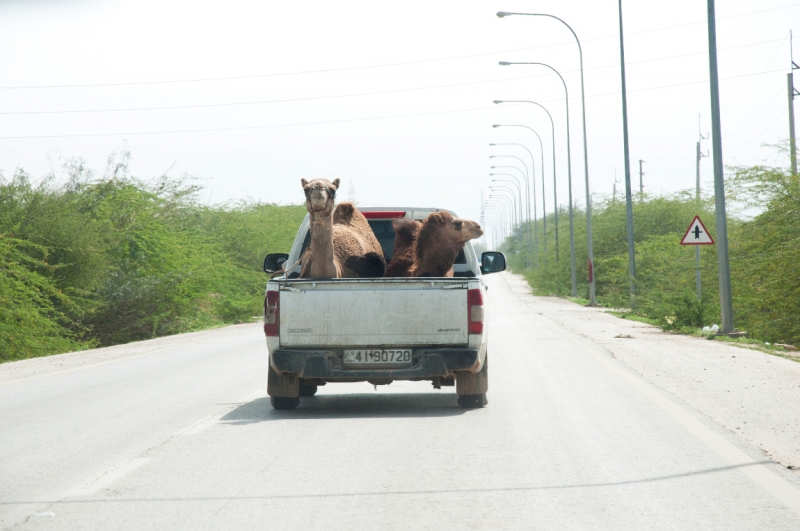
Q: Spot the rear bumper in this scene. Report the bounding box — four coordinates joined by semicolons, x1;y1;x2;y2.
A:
270;348;480;380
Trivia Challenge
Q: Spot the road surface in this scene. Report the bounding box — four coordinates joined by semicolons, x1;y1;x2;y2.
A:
2;272;800;530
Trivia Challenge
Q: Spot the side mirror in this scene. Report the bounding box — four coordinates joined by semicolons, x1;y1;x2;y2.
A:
264;253;289;273
480;251;506;275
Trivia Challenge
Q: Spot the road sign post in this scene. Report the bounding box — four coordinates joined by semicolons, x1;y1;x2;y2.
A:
680;216;715;301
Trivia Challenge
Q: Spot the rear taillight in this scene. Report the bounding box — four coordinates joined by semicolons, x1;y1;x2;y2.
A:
264;290;279;337
467;288;484;334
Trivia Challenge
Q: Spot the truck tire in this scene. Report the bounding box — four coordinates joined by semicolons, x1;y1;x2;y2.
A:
270;396;300;410
456;355;488;409
267;364;299;399
457;394;488;408
299;380;318;397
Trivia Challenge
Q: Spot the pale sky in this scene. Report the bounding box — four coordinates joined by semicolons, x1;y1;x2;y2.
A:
0;0;797;245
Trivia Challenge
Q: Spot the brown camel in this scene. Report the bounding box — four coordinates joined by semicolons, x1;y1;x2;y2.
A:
299;178;385;279
410;211;483;277
384;219;422;277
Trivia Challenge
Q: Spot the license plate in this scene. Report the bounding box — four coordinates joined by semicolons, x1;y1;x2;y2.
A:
343;348;413;366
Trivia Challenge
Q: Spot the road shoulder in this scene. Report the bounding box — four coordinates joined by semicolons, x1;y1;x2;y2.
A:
501;273;800;473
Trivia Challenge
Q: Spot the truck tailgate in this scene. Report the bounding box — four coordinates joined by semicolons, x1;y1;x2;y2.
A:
277;279;469;347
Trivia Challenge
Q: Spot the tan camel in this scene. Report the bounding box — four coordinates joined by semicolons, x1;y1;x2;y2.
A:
299;178;385;278
384;219;422;277
410;211;483;277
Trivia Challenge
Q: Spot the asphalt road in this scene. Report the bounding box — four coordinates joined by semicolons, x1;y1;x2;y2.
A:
2;272;800;530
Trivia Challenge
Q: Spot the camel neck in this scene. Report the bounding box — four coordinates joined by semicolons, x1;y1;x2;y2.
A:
308;210;337;277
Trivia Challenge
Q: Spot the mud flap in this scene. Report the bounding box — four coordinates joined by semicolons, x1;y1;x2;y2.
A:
455;356;488;395
268;364;300;398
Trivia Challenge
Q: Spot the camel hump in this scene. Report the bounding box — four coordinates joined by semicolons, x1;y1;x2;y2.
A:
392;219;422;246
333;202;358;225
424;211;454;226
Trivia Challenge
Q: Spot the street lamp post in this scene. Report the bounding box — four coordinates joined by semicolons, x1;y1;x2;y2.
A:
706;0;734;332
484;207;506;246
490;142;539;267
491;170;535;264
490;192;519;241
489;194;516;228
489;195;516;244
491;128;545;262
618;0;637;300
494;103;559;263
490;186;520;229
498;10;597;305
490;155;533;265
496;63;577;296
485;201;509;239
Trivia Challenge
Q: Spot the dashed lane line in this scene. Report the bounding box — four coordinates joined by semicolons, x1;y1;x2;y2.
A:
61;458;150;498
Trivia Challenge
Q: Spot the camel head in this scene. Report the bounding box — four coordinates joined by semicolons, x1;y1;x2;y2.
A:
422;211;483;244
301;178;340;215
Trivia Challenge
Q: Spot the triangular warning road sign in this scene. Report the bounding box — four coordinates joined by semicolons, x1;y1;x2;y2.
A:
680;215;715;245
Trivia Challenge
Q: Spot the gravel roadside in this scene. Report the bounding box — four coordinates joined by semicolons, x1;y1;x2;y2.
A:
501;273;800;473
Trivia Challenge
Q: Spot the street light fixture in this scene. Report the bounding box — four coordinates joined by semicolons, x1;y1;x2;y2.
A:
493;104;558;263
492;126;547;262
490;142;539;266
490;170;536;266
489;143;539;267
489;193;517;230
484;206;507;248
490;187;519;228
490;155;533;264
498;11;597;305
489;153;533;266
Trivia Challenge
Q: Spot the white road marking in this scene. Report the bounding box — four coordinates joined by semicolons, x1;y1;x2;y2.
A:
177;415;221;436
575;336;800;517
62;458;150;497
29;512;55;518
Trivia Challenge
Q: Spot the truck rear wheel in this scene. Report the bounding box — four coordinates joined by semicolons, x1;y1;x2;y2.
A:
299;380;318;397
270;396;300;410
457;394;488;408
456;355;488;408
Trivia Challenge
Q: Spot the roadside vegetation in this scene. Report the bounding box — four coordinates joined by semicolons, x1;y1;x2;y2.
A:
0;152;305;362
503;149;799;350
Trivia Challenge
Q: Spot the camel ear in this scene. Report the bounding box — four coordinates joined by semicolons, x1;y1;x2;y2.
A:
331;178;340;190
301;178;309;187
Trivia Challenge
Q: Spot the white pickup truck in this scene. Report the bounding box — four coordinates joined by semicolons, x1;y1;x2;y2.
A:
262;207;506;410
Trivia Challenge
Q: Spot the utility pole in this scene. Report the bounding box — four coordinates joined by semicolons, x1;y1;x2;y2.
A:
696;116;709;300
638;160;645;203
618;0;636;298
612;168;618;203
707;0;734;333
790;30;798;175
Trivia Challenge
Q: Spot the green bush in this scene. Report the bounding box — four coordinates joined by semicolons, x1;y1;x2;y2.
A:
0;155;305;362
504;153;798;347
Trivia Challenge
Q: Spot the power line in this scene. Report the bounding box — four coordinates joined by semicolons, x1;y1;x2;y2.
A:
0;3;797;91
0;66;789;140
0;38;787;117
